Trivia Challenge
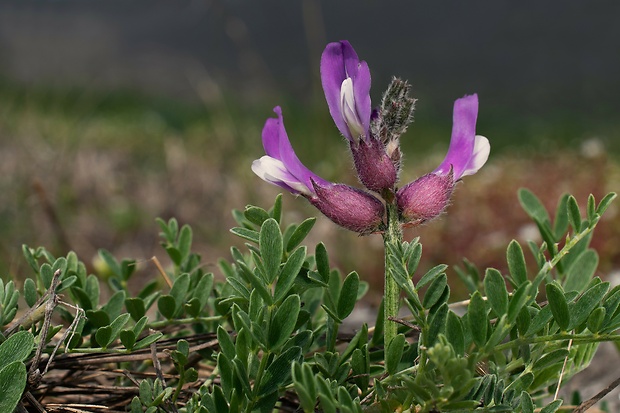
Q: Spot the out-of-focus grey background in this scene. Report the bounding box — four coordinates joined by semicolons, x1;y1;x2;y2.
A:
2;1;619;128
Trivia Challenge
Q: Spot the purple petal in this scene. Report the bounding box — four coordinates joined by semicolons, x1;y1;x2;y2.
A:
341;40;361;79
433;94;479;180
260;107;329;192
321;42;349;138
320;41;371;141
352;60;372;138
262;108;283;159
262;106;291;160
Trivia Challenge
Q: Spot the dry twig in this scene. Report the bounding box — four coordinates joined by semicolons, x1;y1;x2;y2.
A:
573;374;620;413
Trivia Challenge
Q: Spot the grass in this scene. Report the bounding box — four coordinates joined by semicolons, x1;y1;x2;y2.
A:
0;77;618;301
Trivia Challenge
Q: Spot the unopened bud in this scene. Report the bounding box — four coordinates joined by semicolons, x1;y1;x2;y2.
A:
396;172;455;226
350;139;397;193
309;182;385;234
372;77;416;144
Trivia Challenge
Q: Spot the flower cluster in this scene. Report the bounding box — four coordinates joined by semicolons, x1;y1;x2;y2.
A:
252;40;490;234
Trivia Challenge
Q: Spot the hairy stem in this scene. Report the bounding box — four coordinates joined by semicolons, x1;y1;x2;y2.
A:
383;201;403;349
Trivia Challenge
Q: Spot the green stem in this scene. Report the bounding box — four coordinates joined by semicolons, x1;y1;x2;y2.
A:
326;316;339;353
69;347;128;354
148;315;222;329
494;332;620;352
172;365;185;403
383;201;403;349
248;350;271;411
531;223;595;290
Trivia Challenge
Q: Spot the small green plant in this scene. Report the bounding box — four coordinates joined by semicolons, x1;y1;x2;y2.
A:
0;189;616;412
0;331;34;412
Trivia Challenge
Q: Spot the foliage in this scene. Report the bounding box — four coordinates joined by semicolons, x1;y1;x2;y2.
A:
0;189;617;412
0;331;33;412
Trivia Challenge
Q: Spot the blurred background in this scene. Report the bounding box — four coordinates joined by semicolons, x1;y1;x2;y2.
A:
0;0;619;302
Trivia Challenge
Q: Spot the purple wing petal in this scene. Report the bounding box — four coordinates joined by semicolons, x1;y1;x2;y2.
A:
262;106;284;159
433;94;479;180
341;40;361;79
321;42;350;139
321;40;371;141
340;41;371;139
352;60;372;140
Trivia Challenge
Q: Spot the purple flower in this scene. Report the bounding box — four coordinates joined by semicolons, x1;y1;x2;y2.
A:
320;41;372;142
397;94;490;225
252;107;384;234
321;41;397;193
433;94;490;180
252;106;328;196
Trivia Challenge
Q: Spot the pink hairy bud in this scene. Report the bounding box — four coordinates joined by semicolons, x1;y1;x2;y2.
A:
396;171;455;226
309;182;385;235
350;139;398;193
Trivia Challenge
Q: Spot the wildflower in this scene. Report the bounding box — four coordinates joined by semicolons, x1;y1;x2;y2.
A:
397;94;490;225
252;107;384;234
432;94;490;180
321;41;397;193
252;107;328;196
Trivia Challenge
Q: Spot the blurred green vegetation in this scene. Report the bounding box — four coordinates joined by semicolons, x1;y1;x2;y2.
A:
0;77;618;301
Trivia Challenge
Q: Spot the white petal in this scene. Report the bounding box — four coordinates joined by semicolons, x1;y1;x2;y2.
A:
461;135;490;177
339;78;364;139
252;156;312;195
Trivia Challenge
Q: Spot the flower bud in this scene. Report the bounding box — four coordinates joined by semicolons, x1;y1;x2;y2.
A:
309;182;384;235
350;138;397;193
374;77;416;144
396;172;455;226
